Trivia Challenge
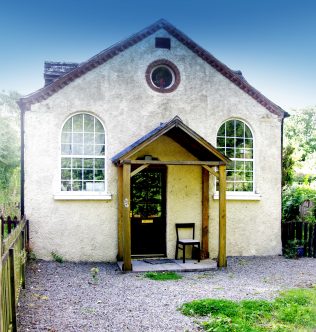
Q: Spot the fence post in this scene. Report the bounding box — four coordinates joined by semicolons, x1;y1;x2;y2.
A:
9;248;17;332
21;230;26;289
0;216;2;331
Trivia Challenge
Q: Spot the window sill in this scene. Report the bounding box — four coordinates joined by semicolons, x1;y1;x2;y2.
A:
54;193;112;201
213;192;261;201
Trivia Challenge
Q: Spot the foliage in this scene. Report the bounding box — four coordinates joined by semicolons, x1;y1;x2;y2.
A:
282;145;295;186
282;185;316;222
144;271;182;281
51;251;64;263
0;91;21;216
90;267;99;283
180;286;316;331
284;107;316;184
283;239;305;259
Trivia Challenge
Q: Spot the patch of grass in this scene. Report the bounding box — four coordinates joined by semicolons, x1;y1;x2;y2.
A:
180;286;316;331
144;271;182;281
51;251;64;263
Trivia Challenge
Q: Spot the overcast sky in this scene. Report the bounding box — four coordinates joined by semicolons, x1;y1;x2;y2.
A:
1;0;316;112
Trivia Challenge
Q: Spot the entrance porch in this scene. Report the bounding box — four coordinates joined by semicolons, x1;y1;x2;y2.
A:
112;116;229;271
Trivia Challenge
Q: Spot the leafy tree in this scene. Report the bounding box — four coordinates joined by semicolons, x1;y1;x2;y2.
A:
0;91;21;216
282;145;295;187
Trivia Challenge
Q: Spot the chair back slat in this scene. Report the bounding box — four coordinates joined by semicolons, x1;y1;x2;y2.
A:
175;223;195;240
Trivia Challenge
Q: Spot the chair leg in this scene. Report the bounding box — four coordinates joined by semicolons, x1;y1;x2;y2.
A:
183;244;185;263
175;244;178;260
198;243;200;262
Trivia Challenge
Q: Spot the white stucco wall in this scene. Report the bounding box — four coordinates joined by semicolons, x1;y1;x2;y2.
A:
24;28;282;261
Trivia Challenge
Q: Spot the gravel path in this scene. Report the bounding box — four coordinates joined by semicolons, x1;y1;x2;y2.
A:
17;256;316;332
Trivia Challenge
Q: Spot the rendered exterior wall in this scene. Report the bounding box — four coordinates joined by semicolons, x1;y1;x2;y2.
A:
24;29;282;261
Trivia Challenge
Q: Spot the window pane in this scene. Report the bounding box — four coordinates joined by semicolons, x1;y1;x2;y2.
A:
95;119;103;133
217;124;225;137
243;182;253;191
72;144;83;155
245;126;252;138
226;138;234;148
217;137;225;147
61;158;71;168
235;172;245;181
245;161;253;171
61;133;72;143
73;114;83;132
72;181;83;191
226;121;234;137
226;182;234;191
84;133;94;145
63;119;72;132
94;182;105;192
72;169;82;180
95;169;104;180
235;120;244;137
245;138;253;148
84;145;94;155
226;170;234;181
236;138;244;148
61;169;71;180
227;161;235;170
95;145;105;155
83;181;94;191
217;147;225;155
95;158;104;168
72;158;82;168
235;148;245;158
244;149;253;159
226;148;234;158
235;161;244;171
95;133;105;144
84;158;94;168
84;114;94;132
61;144;71;155
84;170;93;180
61;181;71;191
245;172;253;181
73;133;83;144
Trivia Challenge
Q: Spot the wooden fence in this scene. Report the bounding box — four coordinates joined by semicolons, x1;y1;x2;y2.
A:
1;215;29;332
281;221;316;257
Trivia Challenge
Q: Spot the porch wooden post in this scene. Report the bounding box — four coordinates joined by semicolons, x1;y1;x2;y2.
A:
218;165;227;267
122;163;132;271
117;166;123;260
201;167;209;258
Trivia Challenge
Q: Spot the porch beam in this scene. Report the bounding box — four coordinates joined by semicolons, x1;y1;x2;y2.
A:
218;164;227;268
117;166;123;261
122;163;132;271
202;165;219;178
130;164;149;177
123;160;226;166
201;167;210;258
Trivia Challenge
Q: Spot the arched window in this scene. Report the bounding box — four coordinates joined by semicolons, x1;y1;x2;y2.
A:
60;113;106;192
217;119;254;192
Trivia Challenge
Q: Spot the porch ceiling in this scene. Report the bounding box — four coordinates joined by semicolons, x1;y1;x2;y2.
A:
112;116;230;165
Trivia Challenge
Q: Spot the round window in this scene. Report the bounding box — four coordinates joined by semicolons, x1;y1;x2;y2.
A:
151;66;174;89
145;59;180;93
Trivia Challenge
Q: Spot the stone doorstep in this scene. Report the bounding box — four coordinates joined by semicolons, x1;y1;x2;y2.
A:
117;259;218;273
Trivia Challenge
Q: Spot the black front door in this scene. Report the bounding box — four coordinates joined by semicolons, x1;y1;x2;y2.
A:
131;167;166;256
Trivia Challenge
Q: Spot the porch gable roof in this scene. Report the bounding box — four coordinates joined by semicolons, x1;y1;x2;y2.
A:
111;116;230;165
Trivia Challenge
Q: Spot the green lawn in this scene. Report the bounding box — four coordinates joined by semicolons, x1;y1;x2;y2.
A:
144;271;182;281
180;286;316;331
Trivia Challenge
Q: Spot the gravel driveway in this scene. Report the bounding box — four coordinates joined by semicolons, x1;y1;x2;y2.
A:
17;256;316;332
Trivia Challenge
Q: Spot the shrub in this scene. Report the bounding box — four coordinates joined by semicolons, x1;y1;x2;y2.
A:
282;185;316;222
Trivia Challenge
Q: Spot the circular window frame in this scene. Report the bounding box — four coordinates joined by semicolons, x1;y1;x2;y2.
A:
145;59;180;93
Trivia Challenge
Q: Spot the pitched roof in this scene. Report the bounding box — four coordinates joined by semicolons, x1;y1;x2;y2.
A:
18;19;287;118
111;116;230;165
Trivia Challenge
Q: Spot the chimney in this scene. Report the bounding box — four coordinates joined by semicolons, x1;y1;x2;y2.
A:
44;61;79;86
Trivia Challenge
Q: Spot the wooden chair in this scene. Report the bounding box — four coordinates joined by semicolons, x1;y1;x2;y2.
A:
175;223;200;263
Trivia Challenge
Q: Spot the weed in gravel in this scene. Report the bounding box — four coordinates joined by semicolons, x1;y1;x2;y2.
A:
180;286;316;331
90;267;100;284
51;251;64;263
144;271;182;281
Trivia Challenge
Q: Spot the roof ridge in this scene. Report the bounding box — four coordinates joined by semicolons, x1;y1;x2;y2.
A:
18;19;286;118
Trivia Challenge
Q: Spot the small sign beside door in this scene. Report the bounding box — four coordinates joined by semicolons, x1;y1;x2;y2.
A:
142;219;154;224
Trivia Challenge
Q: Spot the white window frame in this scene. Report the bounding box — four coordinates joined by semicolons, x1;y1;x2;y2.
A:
54;112;111;200
214;118;261;201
